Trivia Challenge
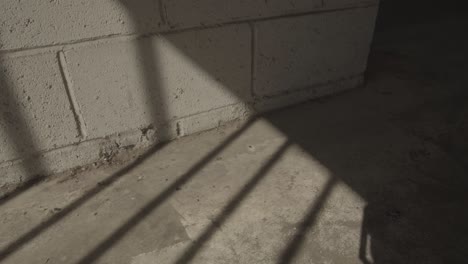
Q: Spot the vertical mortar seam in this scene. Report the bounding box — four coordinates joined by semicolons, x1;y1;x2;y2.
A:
249;22;257;100
158;0;168;25
57;51;88;139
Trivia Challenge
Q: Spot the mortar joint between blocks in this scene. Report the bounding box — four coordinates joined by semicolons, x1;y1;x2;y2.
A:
57;50;88;140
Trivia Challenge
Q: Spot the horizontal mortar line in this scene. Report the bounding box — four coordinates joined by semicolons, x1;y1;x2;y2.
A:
0;33;129;56
0;74;362;167
0;140;101;168
176;102;252;121
256;74;364;100
0;131;131;167
161;2;377;36
124;2;378;37
0;3;378;56
0;73;362;168
0;136;121;169
0;125;152;167
0;102;251;167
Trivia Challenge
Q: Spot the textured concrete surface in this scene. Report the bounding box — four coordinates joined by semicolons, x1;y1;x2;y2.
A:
162;0;322;29
0;0;378;51
0;128;158;187
253;76;364;113
2;2;467;263
1;25;467;262
0;0;163;50
0;5;378;187
0;52;79;163
177;103;252;137
253;7;377;97
64;24;251;140
0;2;378;195
0;107;369;264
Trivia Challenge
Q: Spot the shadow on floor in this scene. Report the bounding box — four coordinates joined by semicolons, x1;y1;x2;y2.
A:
1;1;468;263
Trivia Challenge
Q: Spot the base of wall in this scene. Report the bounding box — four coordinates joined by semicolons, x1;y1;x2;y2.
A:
0;75;363;196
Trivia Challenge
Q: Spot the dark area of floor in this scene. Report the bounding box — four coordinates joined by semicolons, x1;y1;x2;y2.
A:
328;1;468;262
373;0;468;166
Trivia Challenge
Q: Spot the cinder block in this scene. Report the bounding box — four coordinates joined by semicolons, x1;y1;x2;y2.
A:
178;103;253;137
0;120;163;190
0;52;80;163
0;138;103;187
0;0;163;50
162;0;322;29
65;24;252;140
253;7;378;97
254;76;364;113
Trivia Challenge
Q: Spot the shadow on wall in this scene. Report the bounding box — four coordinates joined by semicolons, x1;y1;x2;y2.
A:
1;0;468;263
75;1;468;263
0;58;48;203
119;0;171;139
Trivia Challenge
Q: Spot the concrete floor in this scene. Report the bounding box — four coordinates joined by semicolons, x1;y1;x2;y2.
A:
1;12;468;264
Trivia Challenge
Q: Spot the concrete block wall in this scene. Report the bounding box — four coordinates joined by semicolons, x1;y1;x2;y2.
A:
0;0;379;189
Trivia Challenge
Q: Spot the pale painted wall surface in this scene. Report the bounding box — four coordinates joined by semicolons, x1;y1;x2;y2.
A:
0;0;379;188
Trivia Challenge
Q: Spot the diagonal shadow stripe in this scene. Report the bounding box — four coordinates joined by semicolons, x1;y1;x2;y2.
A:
276;176;338;264
0;142;169;262
73;119;256;264
174;140;291;264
